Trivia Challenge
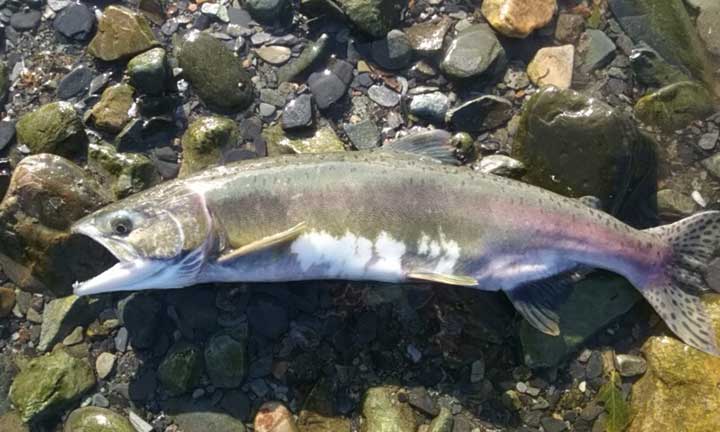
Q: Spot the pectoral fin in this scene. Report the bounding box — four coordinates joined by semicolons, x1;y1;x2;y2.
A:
217;222;307;264
407;272;478;287
505;272;579;336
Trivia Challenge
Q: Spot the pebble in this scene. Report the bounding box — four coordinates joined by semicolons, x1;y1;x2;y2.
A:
555;13;585;44
91;393;110;408
470;359;485;383
129;411;153;432
57;66;94;100
481;0;557;38
53;3;95;42
282;94;314;130
578;381;587;393
408;386;439;416
96;352;117;379
256;45;292;65
405;17;451;55
201;2;229;22
344;120;381;150
372;29;413;70
586;351;604;379
614;354;647;377
254;402;297;432
259;103;276;117
699;131;719;151
409;92;450;123
10;9;42;31
447;95;513;132
307;60;353;110
115;327;129;352
47;0;71;12
62;326;84;345
578;29;616;73
541;417;568;432
0;286;15;318
368;85;401;107
0;122;16;153
476;155;526;177
527;45;574;89
440;24;505;79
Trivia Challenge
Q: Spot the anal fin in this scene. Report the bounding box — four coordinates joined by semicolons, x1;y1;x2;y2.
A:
407;272;478;287
217;222;307;264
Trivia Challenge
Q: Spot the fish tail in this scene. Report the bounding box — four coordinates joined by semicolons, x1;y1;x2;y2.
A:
642;211;720;355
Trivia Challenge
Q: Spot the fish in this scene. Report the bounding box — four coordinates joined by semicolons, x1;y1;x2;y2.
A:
71;130;720;356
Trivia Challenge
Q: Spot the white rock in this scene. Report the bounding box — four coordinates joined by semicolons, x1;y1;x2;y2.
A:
527;45;575;89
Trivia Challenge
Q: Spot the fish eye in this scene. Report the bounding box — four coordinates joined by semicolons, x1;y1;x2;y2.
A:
111;217;133;236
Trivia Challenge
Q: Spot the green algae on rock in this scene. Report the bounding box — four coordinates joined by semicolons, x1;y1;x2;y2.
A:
263;123;345;155
179;116;239;178
87;84;135;133
9;349;95;423
127;47;169;95
204;333;248;388
177;31;255;113
336;0;405;38
361;386;419;432
88;143;160;199
88;6;159;61
38;295;99;352
16;102;87;158
157;342;203;396
428;407;454;432
634;81;714;132
63;407;134;432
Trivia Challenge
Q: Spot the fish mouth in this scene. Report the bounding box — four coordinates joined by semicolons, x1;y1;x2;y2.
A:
70;223;165;296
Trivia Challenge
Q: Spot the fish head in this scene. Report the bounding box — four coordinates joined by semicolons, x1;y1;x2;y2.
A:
71;184;213;296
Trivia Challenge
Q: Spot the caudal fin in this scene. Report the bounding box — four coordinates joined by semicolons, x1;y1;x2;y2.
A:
643;211;720;356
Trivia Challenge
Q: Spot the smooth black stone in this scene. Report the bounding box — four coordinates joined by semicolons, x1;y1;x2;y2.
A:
118;293;161;349
307;60;353;110
57;66;94;99
10;9;41;31
281;94;313;130
53;4;95;41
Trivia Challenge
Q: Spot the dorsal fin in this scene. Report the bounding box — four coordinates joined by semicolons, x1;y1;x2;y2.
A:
384;130;461;165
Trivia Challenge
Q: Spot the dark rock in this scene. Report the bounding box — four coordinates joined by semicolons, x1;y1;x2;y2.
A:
228;7;253;26
337;0;405;38
541;417;567;432
16;102;87;158
139;0;165;25
447;95;512;132
372;29;413;70
118;293;161;349
281;94;314;131
10;9;41;31
205;332;248;388
221;390;251;421
440;24;506;80
577;29;616;73
0;121;15;152
54;4;95;42
57;66;94;100
127;47;169;96
308;60;353;110
555;13;585;44
367;85;400;107
634;81;714;131
343;120;380;150
248;295;289;339
629;44;690;88
277;34;330;83
245;0;291;23
407;387;438;416
157;342;203;395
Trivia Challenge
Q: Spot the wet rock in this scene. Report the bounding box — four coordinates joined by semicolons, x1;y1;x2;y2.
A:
10;9;42;32
88;143;160;199
246;293;290;338
57;66;94;100
697;7;720;57
634;81;714;131
127;47;169;96
88;6;159;61
519;272;640;368
179;116;239;178
699;131;719;151
577;29;616;73
0;286;15;318
177;31;255;113
476;155;526;178
0;154;112;295
118;293;161;349
541;418;567;432
0;121;15;152
428;407;454;432
527;45;574;89
344;120;381;150
337;0;405;38
54;4;95;43
657;189;696;219
629;45;690;88
555;13;585;44
0;61;8;105
87;84;135;133
407;387;437;416
277;34;330;83
282;94;314;131
615;354;647;377
38;295;96;351
16;102;87;157
409;92;450;124
405;17;451;56
158;342;203;395
257;46;292;65
64;407;134;432
440;24;506;80
96;352;116;380
246;0;291;23
513;86;657;223
481;0;557;38
372;29;413;70
447;95;513;132
361;386;418;432
9;349;95;422
205;332;248;388
368;85;401;108
255;402;299;432
165;399;247;432
308;59;353;110
0;411;28;432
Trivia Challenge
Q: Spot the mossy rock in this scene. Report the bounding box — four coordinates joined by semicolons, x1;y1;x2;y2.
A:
204;333;248;388
63;407;134;432
179;116;239;178
361;386;418;432
127;47;169;95
87;6;159;61
16;102;87;158
634;81;714;131
87;84;135;133
88;143;159;198
157;342;203;396
263;124;345;155
336;0;405;38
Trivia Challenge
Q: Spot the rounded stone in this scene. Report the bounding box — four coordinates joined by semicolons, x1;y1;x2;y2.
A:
440;24;505;80
256;46;292;65
88;6;159;61
527;45;574;89
179;116;240;178
245;0;291;23
95;352;117;380
54;3;96;42
634;81;714;131
157;342;204;396
87;84;135;133
0;286;16;318
372;29;413;70
16;102;87;158
255;402;299;432
64;407;134;432
204;333;248;388
127;48;169;95
481;0;557;38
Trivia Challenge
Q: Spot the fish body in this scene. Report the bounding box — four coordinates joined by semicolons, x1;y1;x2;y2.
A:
71;133;720;356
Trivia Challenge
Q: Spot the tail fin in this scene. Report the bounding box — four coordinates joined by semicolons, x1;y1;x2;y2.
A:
643;211;720;356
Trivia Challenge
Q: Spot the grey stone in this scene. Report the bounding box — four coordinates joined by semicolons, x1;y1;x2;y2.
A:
440;24;505;80
409;92;450;123
372;29;413;70
256;45;292;65
578;29;616;73
447;95;513;132
699;131;719;151
0;121;15;152
10;10;41;31
343;120;381;149
367;85;400;107
698;8;720;57
277;34;330;83
614;354;647;377
57;66;94;100
282;94;314;130
405;17;452;56
38;295;96;352
54;4;95;42
307;60;353;110
476;155;525;178
259;103;276;117
245;0;290;23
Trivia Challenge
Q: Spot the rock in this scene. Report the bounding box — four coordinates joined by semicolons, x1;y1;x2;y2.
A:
64;407;134;432
0;286;15;318
608;0;716;95
127;48;169;96
10;10;42;31
657;189;696;219
54;4;96;42
87;84;135;133
245;0;291;23
57;66;95;100
476;155;526;178
254;402;299;432
512;86;658;224
337;0;405;38
307;60;353;110
16;102;87;157
96;352;117;380
702;153;720;180
555;13;585;44
118;293;161;349
165;399;247;432
343;120;381;150
277;34;330;83
88;6;159;61
205;333;248;388
88;143;160;199
628;297;720;432
409;92;450;124
0;411;28;432
0;61;8;105
481;0;557;38
179;116;239;178
9;349;95;423
697;8;720;57
634;81;714;131
428;407;454;432
405;17;451;56
519;272;641;368
699;131;719;151
541;418;567;432
128;411;153;432
447;95;513;132
282;94;314;131
407;387;437;416
158;342;203;395
372;29;413;70
256;46;292;65
440;24;506;80
246;294;290;338
0;121;14;152
298;413;351;432
177;31;255;113
0;154;113;296
38;295;96;352
361;386;418;432
577;29;616;73
368;85;401;108
629;45;690;88
614;354;647;377
527;45;574;89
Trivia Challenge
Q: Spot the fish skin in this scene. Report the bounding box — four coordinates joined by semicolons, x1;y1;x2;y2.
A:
71;148;720;356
